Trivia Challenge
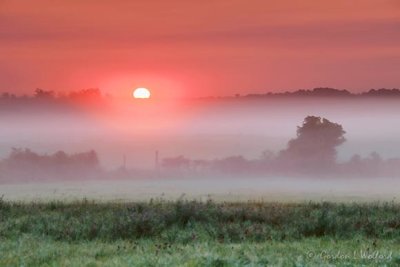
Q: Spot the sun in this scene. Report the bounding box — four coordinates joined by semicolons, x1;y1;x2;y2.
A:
133;87;151;99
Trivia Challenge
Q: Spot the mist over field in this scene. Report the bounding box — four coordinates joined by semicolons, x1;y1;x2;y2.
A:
1;95;399;168
3;2;400;265
1;91;400;201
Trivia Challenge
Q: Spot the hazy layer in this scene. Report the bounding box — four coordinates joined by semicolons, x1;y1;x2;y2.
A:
1;176;398;203
1;97;399;169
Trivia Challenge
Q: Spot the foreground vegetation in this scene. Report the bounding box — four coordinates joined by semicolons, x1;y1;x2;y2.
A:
1;199;400;266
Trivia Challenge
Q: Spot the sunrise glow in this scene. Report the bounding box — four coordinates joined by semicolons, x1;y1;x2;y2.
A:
2;1;400;263
133;88;151;99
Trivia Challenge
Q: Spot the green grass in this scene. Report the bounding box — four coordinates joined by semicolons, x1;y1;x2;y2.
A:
2;235;399;266
1;199;400;266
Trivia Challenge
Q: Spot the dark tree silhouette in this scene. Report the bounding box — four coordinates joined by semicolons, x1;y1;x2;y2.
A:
34;88;54;99
162;155;191;170
279;116;346;172
0;148;100;182
213;155;249;173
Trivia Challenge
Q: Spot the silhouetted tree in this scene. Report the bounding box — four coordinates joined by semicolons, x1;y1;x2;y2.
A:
213;155;249;173
342;151;386;176
34;88;54;99
0;148;100;182
279;116;346;172
162;156;190;170
362;88;400;97
68;88;102;102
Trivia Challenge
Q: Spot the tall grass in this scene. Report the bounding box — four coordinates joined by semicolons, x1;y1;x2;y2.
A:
1;199;400;243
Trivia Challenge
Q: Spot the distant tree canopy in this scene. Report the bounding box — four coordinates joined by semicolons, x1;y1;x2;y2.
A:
243;87;400;98
0;88;110;115
0;149;100;182
159;116;348;175
5;148;99;168
162;155;190;170
279;116;346;170
34;88;54;99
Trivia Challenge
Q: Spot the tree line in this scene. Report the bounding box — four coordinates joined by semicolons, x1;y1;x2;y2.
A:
1;115;398;181
162;116;400;177
0;149;101;182
225;87;400;98
0;88;109;114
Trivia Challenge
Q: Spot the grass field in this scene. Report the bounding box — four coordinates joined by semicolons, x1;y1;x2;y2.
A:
1;199;400;266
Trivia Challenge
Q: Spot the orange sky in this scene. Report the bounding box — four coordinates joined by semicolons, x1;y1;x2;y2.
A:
1;0;399;97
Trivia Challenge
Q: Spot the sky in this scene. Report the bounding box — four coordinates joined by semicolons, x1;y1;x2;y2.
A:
1;0;400;98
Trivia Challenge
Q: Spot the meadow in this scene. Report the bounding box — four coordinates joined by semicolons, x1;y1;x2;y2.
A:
1;199;400;266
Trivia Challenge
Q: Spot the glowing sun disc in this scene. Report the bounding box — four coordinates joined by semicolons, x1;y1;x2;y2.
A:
133;87;151;99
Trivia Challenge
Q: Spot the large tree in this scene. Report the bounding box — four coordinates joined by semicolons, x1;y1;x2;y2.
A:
280;116;346;171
